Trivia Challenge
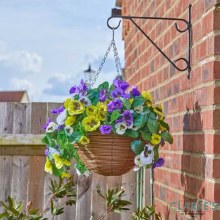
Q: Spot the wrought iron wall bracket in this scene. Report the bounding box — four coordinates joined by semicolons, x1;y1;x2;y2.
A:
107;4;192;79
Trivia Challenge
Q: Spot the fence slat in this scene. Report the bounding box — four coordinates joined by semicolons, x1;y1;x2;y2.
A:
107;176;122;220
28;156;45;209
0;156;12;202
91;173;107;219
76;175;92;220
121;170;136;220
11;156;29;205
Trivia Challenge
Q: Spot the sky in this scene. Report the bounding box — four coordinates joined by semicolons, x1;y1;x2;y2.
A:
0;0;124;102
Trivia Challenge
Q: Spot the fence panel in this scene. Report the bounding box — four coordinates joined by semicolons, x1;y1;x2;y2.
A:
0;102;151;220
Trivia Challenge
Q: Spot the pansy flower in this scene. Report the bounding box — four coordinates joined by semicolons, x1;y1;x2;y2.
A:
150;134;161;145
110;88;130;99
82;116;100;131
46;122;58;133
56;109;67;125
79;96;91;106
153;158;165;169
51;106;65;114
65;115;76;126
99;125;112;134
64;126;73;136
53;154;71;169
115;122;127;135
122;110;133;128
131;86;141;97
79;136;90;145
45;158;53;174
86;106;97;116
113;78;129;91
42;118;51;130
99;89;107;102
140;145;154;165
66;100;85;115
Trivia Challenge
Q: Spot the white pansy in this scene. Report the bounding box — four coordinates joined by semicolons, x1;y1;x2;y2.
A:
46;122;58;133
56;109;67;125
134;105;144;113
132;125;139;131
64;126;73;136
79;96;92;106
140;145;154;165
115;122;127;135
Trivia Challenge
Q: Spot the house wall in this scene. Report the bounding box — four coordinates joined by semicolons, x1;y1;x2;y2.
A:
121;0;220;219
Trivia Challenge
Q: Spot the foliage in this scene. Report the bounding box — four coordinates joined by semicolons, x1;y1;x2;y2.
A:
132;205;162;220
97;187;131;220
42;77;173;176
0;177;76;220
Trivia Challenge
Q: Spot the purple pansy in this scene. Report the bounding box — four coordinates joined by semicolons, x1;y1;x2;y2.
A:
99;125;112;134
51;105;65;114
42;118;51;130
153;158;165;169
122;110;133;127
99;89;107;102
79;79;88;96
110;88;130;99
113;79;129;91
115;118;123;123
113;99;123;110
69;85;79;95
107;101;115;112
131;86;141;97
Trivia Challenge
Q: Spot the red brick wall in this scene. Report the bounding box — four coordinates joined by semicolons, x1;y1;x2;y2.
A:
121;0;220;219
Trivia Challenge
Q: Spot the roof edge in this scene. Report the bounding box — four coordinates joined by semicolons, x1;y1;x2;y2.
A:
115;0;122;7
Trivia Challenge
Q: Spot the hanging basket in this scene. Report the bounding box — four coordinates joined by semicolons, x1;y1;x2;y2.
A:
77;132;135;176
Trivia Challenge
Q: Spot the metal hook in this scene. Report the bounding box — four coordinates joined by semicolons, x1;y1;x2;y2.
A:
107;17;122;30
174;21;189;33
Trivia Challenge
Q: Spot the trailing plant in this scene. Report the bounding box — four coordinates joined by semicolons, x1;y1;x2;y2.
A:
42;77;173;177
0;177;76;220
96;187;131;220
132;205;162;220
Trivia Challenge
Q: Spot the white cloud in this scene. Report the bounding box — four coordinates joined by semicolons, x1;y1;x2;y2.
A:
0;47;43;74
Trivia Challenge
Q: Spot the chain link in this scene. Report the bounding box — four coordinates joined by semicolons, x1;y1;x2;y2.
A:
91;36;124;87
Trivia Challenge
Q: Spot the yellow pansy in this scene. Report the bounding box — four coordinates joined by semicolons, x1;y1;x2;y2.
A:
61;172;71;178
65;115;76;126
64;98;72;109
68;100;85;115
45;158;53;174
82;116;100;131
79;136;90;145
154;104;164;118
150;134;161;145
96;102;107;121
141;91;152;101
86;106;97;116
53;154;71;169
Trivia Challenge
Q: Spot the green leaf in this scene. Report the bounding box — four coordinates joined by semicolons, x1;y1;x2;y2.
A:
147;113;159;133
98;81;109;91
140;130;151;141
131;140;145;155
133;114;147;128
161;131;173;144
111;110;121;123
125;129;139;138
123;99;131;110
132;97;145;107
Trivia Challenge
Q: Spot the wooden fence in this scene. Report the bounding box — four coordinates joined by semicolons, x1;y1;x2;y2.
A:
0;102;151;220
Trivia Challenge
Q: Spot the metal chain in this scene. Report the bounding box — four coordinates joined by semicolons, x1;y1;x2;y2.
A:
90;41;113;87
112;39;124;80
91;34;124;87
